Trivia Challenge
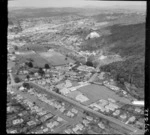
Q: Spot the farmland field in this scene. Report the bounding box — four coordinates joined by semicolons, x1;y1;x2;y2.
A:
77;84;132;106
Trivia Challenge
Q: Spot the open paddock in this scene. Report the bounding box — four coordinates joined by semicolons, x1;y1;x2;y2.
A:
38;50;74;66
16;53;49;68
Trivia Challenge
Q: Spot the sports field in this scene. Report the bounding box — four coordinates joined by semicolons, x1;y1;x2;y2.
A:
77;84;132;106
38;50;74;66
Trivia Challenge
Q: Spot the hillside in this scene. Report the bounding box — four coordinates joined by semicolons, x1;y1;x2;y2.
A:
100;23;145;100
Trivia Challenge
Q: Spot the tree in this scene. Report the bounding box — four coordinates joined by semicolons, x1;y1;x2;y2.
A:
65;57;68;61
26;75;30;80
38;68;45;76
23;83;30;89
86;61;93;67
44;64;50;69
14;46;18;51
29;71;34;75
14;77;21;83
28;62;33;68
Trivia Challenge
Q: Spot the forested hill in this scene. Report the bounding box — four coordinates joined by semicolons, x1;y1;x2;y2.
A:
105;23;145;57
100;23;145;100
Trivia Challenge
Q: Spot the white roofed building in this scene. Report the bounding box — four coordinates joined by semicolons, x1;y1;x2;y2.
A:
75;94;89;103
86;31;100;40
132;101;144;106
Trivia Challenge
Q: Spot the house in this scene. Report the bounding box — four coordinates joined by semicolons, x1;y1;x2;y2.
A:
113;110;120;116
57;117;64;122
75;94;89;103
132;101;144;106
13;119;24;125
27;120;37;126
46;122;54;129
69;87;77;91
98;122;105;129
60;88;70;95
59;106;65;112
45;74;50;77
43;128;49;133
86;116;93;121
19;86;25;91
76;123;84;130
82;119;89;126
108;98;116;103
71;108;78;114
23;70;29;74
128;116;136;122
64;129;73;134
29;78;34;81
108;103;119;109
41;113;53;122
8;130;17;134
120;114;127;120
34;72;39;77
135;108;142;113
66;111;74;117
72;126;79;133
99;99;108;106
53;121;59;127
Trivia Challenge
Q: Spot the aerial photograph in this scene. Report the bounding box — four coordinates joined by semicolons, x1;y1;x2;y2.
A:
7;0;146;134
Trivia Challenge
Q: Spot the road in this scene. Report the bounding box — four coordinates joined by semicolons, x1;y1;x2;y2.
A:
10;83;86;133
9;73;15;85
29;82;144;135
8;73;144;134
8;59;144;134
88;73;98;82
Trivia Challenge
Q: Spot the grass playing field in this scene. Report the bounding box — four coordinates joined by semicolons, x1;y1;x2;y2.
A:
77;84;132;106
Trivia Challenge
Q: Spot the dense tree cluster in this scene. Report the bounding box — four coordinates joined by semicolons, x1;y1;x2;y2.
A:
100;57;144;99
99;23;145;100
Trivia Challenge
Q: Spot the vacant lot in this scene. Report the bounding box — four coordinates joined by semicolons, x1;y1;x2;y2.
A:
77;84;131;105
39;50;74;66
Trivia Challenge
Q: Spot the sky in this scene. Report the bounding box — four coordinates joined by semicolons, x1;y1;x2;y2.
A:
8;0;146;11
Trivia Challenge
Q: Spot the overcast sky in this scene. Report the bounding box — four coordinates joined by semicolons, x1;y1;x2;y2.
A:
8;0;146;11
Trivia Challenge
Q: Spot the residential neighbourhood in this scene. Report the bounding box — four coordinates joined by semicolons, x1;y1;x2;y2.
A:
7;0;145;134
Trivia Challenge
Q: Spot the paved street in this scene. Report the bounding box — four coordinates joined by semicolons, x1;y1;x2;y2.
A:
29;82;144;135
8;67;144;135
11;84;85;132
